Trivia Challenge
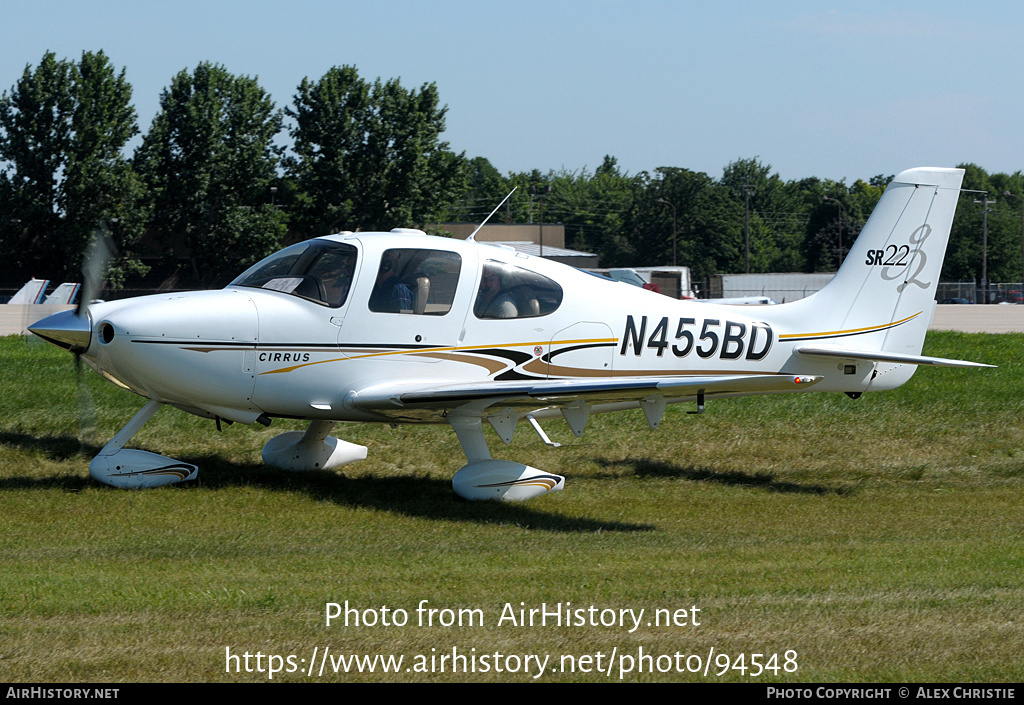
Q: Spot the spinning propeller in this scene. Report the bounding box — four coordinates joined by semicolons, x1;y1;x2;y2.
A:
30;224;198;487
29;224;115;447
28;222;114;356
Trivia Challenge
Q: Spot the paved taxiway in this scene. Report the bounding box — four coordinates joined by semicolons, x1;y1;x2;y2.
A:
930;304;1024;334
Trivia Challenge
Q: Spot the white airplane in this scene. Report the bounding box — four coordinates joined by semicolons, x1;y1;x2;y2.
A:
4;279;79;305
7;278;49;304
43;282;81;306
29;167;991;500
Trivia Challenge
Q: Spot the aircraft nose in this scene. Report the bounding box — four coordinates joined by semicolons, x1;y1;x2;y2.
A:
28;309;91;353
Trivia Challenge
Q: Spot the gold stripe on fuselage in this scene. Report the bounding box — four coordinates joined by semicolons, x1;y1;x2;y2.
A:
778;312;920;342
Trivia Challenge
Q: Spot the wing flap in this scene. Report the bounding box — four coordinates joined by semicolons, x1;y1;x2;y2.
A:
349;373;821;413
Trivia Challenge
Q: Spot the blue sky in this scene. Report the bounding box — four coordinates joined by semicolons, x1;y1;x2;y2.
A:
3;0;1023;183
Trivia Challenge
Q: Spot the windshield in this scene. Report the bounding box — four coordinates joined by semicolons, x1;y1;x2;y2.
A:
230;240;358;308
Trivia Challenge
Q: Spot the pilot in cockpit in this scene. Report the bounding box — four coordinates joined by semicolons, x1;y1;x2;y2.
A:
475;264;518;319
318;262;352;307
306;247;356;307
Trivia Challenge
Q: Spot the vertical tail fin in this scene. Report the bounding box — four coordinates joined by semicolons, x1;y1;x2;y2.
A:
782;167;967;388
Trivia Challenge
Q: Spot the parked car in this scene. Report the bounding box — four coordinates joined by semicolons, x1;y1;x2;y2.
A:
607;268;660;294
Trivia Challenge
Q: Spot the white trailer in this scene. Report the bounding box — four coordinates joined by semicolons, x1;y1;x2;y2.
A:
589;267;696;299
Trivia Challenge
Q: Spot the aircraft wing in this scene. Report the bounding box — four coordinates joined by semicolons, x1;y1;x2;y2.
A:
349;373;822;416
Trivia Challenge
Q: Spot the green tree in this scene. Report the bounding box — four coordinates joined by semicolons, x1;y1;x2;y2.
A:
631;167;710;270
501;169;552;225
0;51;148;286
441;156;511;224
543;158;637;265
792;173;889;273
944;163;1020;289
720;158;804;273
135;63;286;286
285;66;467;235
997;171;1024;288
625;167;744;285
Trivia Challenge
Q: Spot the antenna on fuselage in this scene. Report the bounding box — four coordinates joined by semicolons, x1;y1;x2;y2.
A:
467;187;517;241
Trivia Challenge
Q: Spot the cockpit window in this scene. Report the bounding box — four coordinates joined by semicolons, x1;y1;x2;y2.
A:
230;240;358;308
369;248;462;315
474;260;563;319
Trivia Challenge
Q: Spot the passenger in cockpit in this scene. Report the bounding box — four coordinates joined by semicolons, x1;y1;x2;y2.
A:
369;252;414;313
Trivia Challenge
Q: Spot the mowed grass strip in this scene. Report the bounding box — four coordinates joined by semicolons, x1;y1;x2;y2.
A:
0;332;1021;682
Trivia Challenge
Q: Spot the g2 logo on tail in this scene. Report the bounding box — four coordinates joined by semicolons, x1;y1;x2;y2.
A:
866;224;933;292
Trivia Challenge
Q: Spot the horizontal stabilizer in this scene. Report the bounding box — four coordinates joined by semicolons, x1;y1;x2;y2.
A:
796;345;994;368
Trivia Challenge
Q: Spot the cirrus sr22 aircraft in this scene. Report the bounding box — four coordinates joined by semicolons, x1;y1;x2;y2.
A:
30;167;990;500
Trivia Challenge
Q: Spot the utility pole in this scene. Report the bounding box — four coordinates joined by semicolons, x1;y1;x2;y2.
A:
742;178;755;273
532;185;551;258
657;197;678;267
822;195;844;266
1004;190;1024;302
975;193;995;303
539;198;544;258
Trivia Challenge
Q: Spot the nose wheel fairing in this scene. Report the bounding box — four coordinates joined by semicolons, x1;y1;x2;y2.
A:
87;399;198;489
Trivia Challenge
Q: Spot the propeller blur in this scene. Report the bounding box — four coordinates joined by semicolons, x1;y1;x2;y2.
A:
29;168;992;500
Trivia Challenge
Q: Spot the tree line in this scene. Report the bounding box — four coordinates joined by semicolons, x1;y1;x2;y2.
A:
1;51;1021;292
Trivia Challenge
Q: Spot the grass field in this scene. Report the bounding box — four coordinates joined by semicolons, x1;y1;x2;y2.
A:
1;331;1022;682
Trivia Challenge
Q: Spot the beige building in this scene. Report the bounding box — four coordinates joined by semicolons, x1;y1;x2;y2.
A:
431;223;598;268
435;223;565;249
